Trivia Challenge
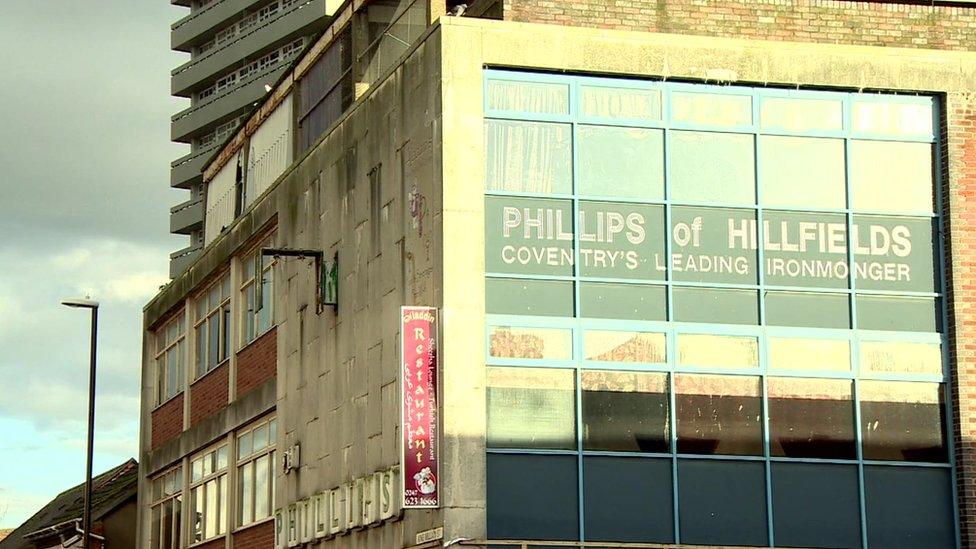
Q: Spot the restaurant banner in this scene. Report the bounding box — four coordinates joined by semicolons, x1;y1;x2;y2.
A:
400;306;439;508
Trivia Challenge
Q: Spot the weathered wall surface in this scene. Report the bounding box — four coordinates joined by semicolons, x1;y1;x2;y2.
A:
503;0;976;51
270;27;447;548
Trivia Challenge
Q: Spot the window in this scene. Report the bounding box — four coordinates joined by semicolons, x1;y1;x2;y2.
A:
484;72;950;548
241;246;274;346
238;417;277;526
190;444;229;543
154;314;185;405
150;467;182;549
194;275;231;378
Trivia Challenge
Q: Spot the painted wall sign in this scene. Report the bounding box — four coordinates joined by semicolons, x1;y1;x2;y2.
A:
401;306;439;508
486;198;936;292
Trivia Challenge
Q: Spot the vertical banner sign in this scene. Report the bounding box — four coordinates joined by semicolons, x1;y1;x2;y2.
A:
400;306;439;508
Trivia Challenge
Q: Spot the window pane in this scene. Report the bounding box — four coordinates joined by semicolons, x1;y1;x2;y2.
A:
853;100;933;137
672;287;759;325
253;423;270;451
216;446;228;470
675;374;763;456
171;496;182;549
850;140;934;213
766;291;851;329
768;337;850;372
486;278;574;317
485;120;572;194
852;215;937;293
244;285;256;342
218;475;227;534
668;132;755;205
204;479;217;537
579;201;666;280
192;459;204;482
238;432;253;460
255;455;270;519
678;459;768;546
856;295;939;332
578;126;664;199
860;381;947;462
488;326;572;360
208;316;219;368
196;325;206;375
239;462;253;525
583;456;673;543
584;330;665;363
771;463;861;549
484;196;574;276
151;505;162;549
487;453;579;540
258;275;272;332
768;377;856;459
487;367;575;449
579;282;666;321
487;80;570;115
760;136;846;209
672;92;752;127
269;419;277;443
166;349;178;399
762;211;849;289
581;85;662;121
860;341;942;376
582;371;669;452
760;96;843;133
677;334;758;368
671;206;757;284
864;466;954;549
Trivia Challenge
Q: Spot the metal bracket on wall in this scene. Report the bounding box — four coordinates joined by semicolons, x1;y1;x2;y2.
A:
261;247;336;314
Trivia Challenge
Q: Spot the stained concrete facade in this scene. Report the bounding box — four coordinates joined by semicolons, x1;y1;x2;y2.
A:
140;8;976;549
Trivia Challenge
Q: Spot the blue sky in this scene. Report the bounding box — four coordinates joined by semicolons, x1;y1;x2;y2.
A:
0;1;188;528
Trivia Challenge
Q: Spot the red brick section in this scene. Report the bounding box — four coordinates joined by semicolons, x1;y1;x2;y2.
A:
236;327;278;399
949;93;976;547
232;521;274;548
193;538;226;549
502;0;976;51
190;362;230;428
150;393;184;450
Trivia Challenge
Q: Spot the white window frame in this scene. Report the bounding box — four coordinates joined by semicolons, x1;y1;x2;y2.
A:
236;416;278;527
189;443;229;544
154;313;186;406
150;466;183;549
194;274;231;379
240;242;276;347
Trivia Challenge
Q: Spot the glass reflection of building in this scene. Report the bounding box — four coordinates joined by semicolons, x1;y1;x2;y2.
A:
484;71;951;548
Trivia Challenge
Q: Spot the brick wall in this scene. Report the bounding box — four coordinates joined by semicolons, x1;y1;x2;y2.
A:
190;362;229;427
150;393;184;450
232;520;274;548
502;0;976;51
192;537;226;549
236;327;277;399
948;92;976;547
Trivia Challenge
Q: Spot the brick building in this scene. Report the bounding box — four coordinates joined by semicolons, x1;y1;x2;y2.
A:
139;1;976;547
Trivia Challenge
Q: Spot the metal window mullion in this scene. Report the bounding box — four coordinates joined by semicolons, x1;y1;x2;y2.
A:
568;79;586;545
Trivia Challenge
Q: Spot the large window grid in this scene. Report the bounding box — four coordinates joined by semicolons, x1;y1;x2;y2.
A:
483;70;956;548
194;275;231;379
155;314;186;406
189;444;229;543
150;467;183;549
236;416;277;527
240;244;275;347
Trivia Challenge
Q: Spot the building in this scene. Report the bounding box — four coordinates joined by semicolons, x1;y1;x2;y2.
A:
139;0;976;547
168;0;339;278
0;459;138;549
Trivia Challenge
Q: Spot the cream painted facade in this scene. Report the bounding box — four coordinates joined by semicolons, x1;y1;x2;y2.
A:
141;12;976;549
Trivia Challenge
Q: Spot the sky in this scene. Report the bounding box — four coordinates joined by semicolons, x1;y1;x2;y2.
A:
0;1;189;528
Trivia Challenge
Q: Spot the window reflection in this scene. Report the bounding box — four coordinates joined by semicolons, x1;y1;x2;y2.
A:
677;334;758;368
581;86;662;120
768;377;856;459
675;374;763;456
768;337;850;372
672;92;753;127
760;96;843;132
582;371;669;453
485;120;572;194
668;132;755;205
488;326;573;360
860;381;947;462
578;125;664;200
850;140;934;214
487;367;576;450
860;341;942;376
487;80;570;115
584;330;666;363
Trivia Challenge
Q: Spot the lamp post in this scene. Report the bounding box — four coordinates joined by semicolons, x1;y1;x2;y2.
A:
61;297;99;549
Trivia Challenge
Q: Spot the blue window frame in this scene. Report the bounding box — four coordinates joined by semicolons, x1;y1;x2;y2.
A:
483;69;956;549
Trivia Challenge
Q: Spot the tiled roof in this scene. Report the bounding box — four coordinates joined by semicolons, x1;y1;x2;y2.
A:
0;459;138;549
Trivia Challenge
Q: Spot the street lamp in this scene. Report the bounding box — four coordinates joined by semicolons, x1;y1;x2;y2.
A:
61;297;99;549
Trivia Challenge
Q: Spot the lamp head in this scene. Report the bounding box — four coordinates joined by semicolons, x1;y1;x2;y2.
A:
61;297;99;309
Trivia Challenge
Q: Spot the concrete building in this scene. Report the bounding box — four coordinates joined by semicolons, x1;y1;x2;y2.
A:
140;1;976;547
168;0;339;278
